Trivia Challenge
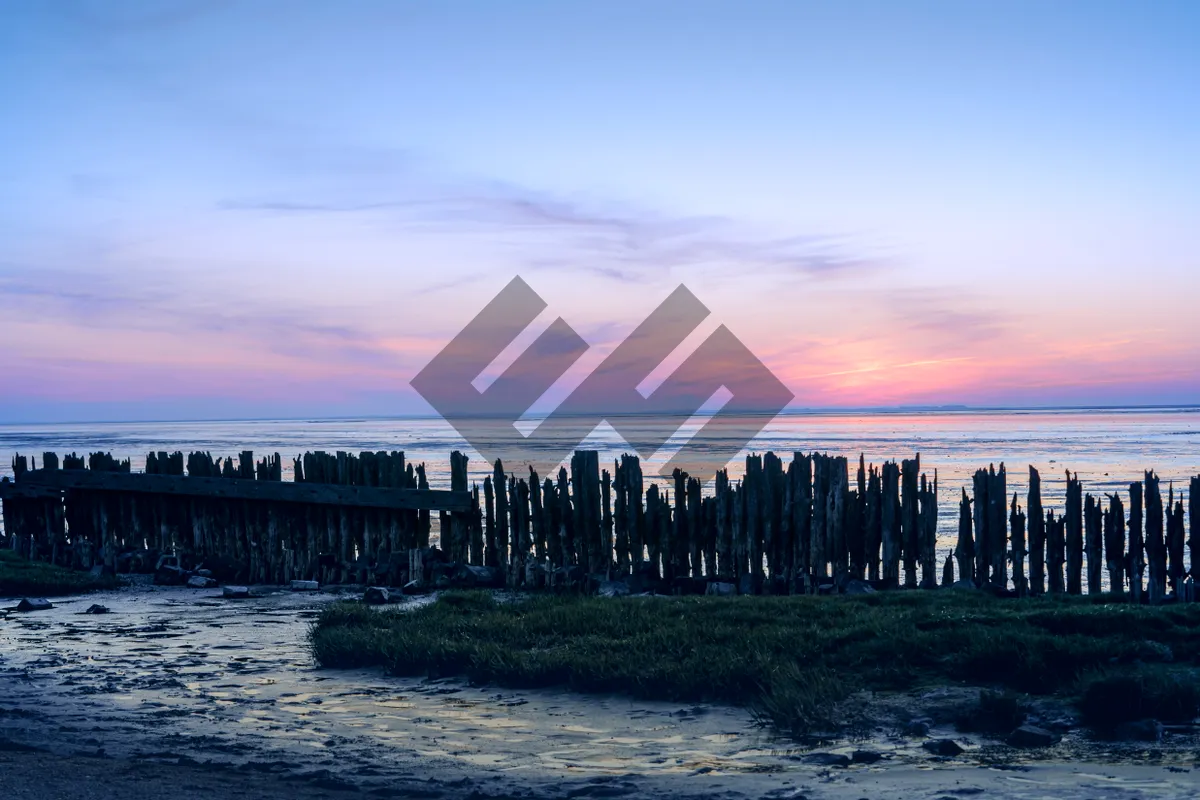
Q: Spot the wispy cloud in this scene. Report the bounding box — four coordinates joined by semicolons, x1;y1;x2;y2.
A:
222;177;888;283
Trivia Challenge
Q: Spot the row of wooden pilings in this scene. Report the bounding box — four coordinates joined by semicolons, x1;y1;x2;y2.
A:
2;450;435;586
2;450;1198;598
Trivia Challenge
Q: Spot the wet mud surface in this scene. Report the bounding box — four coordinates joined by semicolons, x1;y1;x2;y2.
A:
2;586;1198;799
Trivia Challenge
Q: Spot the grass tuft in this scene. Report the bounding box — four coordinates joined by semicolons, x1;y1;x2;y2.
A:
0;550;120;597
310;591;1200;736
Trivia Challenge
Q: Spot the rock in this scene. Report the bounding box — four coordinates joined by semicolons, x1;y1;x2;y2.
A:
1113;719;1164;742
154;565;187;586
452;564;501;588
401;579;427;595
903;719;932;737
16;598;53;612
951;579;978;591
800;752;850;767
1007;725;1060;748
195;568;214;578
922;739;964;757
290;580;320;591
817;583;836;595
851;749;883;764
841;579;876;595
85;604;109;614
186;575;217;589
222;585;250;599
705;581;737;596
363;586;390;605
598;580;630;598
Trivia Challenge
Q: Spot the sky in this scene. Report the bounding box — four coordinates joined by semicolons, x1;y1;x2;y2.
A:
1;0;1198;423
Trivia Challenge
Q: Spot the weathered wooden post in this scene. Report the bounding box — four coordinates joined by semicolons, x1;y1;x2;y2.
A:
1129;480;1144;602
625;456;644;574
602;468;616;578
1028;467;1045;594
529;467;545;580
449;451;469;563
1085;493;1103;595
919;472;938;588
556;466;573;573
613;459;629;576
686;475;703;580
1065;472;1083;595
811;454;828;584
1047;510;1065;594
880;461;901;588
1105;492;1126;593
1011;493;1027;596
956;488;974;585
1190;476;1199;582
1145;471;1165;603
901;456;920;588
483;475;497;567
864;464;881;583
645;483;662;580
972;468;989;586
1167;487;1185;595
746;454;764;593
792;454;813;589
988;465;1008;589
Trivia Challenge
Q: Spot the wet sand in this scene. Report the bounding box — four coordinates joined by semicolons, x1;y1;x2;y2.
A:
2;585;1198;799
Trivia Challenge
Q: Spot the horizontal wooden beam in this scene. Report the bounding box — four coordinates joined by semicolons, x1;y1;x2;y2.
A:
0;479;61;500
13;469;471;512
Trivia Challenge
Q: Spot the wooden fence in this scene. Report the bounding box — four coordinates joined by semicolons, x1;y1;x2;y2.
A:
1;449;1197;599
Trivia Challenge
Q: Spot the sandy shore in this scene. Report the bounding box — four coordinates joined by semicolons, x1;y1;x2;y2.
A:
2;585;1198;799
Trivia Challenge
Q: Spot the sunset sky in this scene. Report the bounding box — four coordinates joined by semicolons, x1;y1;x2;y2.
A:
2;0;1198;423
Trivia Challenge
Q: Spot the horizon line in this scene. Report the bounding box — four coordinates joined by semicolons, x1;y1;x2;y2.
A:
1;402;1198;428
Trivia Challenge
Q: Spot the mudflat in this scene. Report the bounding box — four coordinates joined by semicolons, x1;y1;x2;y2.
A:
2;585;1198;800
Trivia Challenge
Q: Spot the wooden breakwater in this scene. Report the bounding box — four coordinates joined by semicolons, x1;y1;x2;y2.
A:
1;449;1197;600
0;450;466;585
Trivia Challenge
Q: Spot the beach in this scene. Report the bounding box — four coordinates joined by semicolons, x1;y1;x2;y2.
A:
2;584;1198;800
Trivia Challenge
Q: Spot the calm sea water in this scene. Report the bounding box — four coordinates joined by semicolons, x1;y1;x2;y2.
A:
2;408;1198;541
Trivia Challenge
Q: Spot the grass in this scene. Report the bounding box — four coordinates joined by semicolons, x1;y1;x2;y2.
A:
0;550;120;597
310;590;1200;737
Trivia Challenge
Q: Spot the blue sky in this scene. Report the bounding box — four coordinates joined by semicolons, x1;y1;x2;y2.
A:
1;0;1198;422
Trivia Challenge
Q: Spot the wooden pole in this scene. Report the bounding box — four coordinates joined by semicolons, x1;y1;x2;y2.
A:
1129;480;1144;602
956;488;974;585
1145;471;1165;603
988;465;1008;589
1085;492;1103;594
1105;492;1126;593
1065;472;1083;595
1028;467;1044;594
973;468;989;586
880;461;901;588
1167;486;1185;595
1190;476;1199;583
901;456;920;588
1011;493;1027;595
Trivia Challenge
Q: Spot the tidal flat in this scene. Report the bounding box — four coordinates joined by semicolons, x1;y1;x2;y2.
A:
1;584;1198;799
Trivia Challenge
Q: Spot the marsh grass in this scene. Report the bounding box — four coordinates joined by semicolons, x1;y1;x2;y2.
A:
310;591;1200;735
0;550;119;597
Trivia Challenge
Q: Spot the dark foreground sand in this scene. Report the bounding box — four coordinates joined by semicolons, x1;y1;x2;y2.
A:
3;586;1199;800
0;750;366;800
